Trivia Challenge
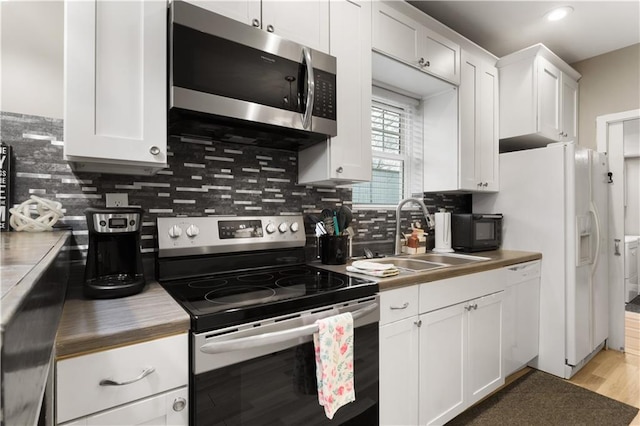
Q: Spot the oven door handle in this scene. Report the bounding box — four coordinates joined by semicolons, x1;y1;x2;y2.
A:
199;302;378;354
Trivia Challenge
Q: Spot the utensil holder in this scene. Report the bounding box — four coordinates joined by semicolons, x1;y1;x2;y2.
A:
319;235;350;265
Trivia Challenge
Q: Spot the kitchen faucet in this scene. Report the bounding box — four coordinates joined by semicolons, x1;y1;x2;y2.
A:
395;197;435;255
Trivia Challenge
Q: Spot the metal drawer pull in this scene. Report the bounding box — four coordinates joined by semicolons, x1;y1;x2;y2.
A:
200;303;378;354
99;366;155;386
390;302;409;310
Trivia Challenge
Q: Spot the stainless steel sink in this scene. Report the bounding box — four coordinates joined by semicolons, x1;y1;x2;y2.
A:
365;258;449;272
408;252;490;265
363;253;490;273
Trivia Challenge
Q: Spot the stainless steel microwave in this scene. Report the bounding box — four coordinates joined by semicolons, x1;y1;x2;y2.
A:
169;0;337;150
451;214;503;252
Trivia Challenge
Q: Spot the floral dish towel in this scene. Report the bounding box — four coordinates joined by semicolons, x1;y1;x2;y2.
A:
313;312;355;419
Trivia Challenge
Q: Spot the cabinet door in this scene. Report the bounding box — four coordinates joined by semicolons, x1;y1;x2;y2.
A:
419;303;466;426
379;317;420;426
467;291;504;405
459;52;480;191
478;62;499;191
561;74;578;140
64;0;167;174
184;0;260;26
262;0;329;53
372;2;421;67
504;277;540;376
536;57;562;141
419;26;460;85
298;0;371;185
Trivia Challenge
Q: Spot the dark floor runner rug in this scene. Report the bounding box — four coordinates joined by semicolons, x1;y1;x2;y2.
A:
446;370;639;425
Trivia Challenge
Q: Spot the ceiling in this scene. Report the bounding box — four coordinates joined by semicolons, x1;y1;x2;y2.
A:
408;1;640;64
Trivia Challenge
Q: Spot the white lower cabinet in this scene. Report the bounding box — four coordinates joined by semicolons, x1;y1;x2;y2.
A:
380;268;507;426
56;334;188;425
62;387;188;426
419;291;503;425
379;286;420;425
503;261;541;376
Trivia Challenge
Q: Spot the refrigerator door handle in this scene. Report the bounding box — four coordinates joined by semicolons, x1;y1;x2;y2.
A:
589;201;601;275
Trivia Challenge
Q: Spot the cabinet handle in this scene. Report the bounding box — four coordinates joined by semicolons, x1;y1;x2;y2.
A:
99;366;155;386
614;239;621;256
390;302;409;310
173;397;187;412
149;146;161;155
483;182;488;187
336;166;344;174
473;303;478;310
252;18;260;27
414;320;422;327
477;182;482;187
266;24;274;32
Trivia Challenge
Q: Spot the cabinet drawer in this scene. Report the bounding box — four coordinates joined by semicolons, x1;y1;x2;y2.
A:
57;334;187;424
419;268;505;314
505;261;541;285
380;285;419;324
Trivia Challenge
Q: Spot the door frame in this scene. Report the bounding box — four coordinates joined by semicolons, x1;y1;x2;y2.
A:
596;108;640;351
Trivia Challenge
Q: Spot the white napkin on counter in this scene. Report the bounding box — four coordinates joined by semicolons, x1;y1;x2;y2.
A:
346;260;400;277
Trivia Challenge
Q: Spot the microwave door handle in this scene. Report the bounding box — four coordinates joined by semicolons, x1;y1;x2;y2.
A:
301;47;314;130
199;302;378;354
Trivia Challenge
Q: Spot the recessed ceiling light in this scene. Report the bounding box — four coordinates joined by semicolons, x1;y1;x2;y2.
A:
545;6;574;21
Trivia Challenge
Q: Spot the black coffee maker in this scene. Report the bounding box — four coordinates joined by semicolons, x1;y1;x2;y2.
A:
84;207;145;299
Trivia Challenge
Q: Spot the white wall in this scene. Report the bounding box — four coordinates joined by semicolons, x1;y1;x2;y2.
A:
0;1;64;119
572;44;640;150
624;118;640;235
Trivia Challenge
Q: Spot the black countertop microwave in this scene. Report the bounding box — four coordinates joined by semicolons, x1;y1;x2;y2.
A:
168;0;337;150
451;214;503;252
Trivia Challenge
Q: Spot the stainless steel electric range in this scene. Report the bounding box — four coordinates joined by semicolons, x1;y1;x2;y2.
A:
156;215;379;425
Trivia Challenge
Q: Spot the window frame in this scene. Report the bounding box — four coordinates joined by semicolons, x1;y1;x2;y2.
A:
353;88;422;210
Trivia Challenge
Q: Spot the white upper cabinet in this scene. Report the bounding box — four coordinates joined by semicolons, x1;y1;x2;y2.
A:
498;44;580;151
423;50;498;193
372;1;460;85
298;0;372;185
64;0;167;175
188;0;329;53
459;50;499;192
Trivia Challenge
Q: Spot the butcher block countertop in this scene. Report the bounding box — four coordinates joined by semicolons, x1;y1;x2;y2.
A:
313;249;542;291
55;282;190;359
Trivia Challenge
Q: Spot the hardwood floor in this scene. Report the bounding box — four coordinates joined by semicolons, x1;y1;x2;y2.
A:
569;349;640;425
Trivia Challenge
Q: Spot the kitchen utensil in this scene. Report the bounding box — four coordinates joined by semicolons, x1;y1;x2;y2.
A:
332;213;340;236
363;248;374;259
337;205;353;233
322;216;334;236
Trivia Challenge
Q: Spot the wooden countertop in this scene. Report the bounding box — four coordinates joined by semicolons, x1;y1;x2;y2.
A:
55;282;190;359
312;249;542;291
1;231;71;325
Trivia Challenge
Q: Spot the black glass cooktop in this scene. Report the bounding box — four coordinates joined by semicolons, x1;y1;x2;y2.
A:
160;265;378;332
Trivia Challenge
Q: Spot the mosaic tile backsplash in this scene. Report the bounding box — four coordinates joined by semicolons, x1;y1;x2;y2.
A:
0;112;471;277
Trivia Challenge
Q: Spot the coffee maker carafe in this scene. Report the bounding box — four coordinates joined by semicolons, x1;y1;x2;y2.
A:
84;207;145;299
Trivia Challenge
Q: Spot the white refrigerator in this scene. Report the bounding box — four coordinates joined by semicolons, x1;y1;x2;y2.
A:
474;142;609;379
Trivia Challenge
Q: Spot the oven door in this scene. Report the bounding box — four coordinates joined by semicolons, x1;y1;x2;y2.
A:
192;297;379;425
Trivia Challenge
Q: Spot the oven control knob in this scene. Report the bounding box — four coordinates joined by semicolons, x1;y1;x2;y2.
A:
186;224;199;238
278;222;288;233
168;225;183;239
265;222;276;234
290;222;299;233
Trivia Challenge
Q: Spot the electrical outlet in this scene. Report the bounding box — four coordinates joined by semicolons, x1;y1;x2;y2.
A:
106;193;129;208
